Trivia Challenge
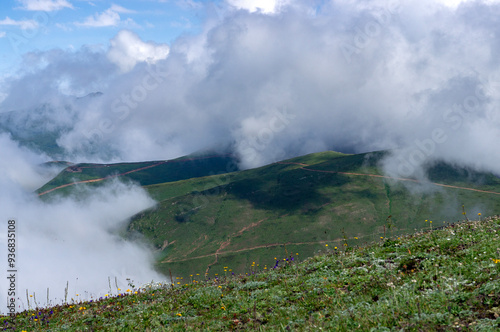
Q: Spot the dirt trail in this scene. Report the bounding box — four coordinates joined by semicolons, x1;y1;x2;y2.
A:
279;162;500;195
203;218;267;274
38;155;230;196
37;162;165;196
163;160;500;265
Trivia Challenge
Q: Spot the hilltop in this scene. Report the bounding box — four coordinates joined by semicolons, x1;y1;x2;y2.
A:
3;217;500;330
36;150;500;281
125;151;500;279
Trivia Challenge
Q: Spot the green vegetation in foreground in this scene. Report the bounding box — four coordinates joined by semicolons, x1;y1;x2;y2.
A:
127;151;500;279
3;217;500;331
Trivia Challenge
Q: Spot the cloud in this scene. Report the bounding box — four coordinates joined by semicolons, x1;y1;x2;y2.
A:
110;4;136;14
0;17;38;30
0;134;163;310
107;30;170;72
226;0;291;14
436;0;500;8
75;5;136;28
17;0;73;11
2;0;500;178
0;31;6;38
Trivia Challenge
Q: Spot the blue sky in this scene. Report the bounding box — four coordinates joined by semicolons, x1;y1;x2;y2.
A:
0;0;217;75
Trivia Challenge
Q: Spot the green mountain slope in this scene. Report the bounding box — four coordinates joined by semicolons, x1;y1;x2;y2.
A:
4;217;500;330
37;153;238;196
124;151;500;279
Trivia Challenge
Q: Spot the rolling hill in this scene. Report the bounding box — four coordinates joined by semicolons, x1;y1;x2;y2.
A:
36;153;238;197
124;150;500;279
36;150;500;280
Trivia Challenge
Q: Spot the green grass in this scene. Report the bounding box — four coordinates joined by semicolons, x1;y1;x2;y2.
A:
34;149;500;283
123;151;500;279
36;153;238;195
3;216;500;331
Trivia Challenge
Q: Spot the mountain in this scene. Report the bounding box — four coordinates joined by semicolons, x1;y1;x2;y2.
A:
119;150;500;279
0;93;102;158
36;150;500;280
37;152;238;197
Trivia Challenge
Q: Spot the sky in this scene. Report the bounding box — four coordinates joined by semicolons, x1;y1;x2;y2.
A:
0;0;213;75
2;0;500;312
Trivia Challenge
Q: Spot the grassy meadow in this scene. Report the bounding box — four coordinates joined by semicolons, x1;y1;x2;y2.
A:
2;216;499;330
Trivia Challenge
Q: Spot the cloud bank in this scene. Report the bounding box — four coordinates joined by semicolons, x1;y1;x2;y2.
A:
0;134;162;311
0;0;499;174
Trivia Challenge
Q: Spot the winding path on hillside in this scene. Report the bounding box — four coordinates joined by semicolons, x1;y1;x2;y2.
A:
162;161;500;266
278;162;500;196
37;155;229;196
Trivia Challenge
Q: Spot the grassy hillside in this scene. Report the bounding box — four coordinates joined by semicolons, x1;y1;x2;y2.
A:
124;151;500;280
37;153;238;196
3;217;500;330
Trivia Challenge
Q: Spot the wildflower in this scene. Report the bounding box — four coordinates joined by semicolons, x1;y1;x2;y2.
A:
325;244;328;247
354;237;358;240
221;306;226;310
334;247;337;250
176;313;182;317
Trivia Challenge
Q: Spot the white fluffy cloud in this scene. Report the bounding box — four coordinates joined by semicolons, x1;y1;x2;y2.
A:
0;17;38;30
0;134;162;310
436;0;500;8
107;30;170;72
76;5;136;28
3;0;500;176
76;8;120;27
17;0;73;11
226;0;290;14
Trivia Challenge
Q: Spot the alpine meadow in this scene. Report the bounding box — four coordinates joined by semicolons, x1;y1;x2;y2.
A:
1;0;500;330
